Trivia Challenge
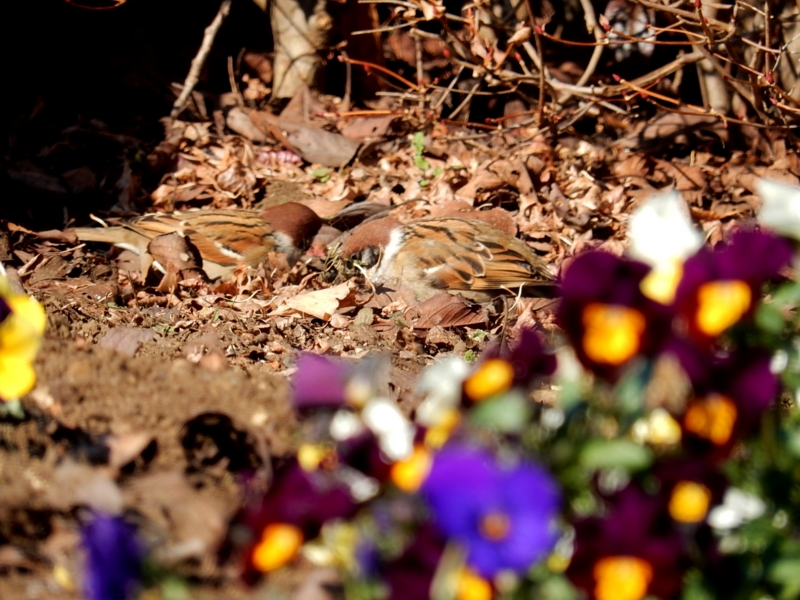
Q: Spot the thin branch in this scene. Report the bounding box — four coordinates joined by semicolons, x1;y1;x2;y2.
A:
171;0;232;120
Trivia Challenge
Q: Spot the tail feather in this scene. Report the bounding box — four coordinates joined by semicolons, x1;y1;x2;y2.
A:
68;227;149;256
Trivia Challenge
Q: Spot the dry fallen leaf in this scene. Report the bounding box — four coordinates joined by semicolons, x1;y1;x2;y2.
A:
97;327;158;357
406;292;487;329
274;280;358;320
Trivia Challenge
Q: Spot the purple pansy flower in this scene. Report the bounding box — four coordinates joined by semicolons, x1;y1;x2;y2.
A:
567;485;685;600
229;460;358;584
558;252;672;380
463;328;557;403
81;512;143;600
674;230;792;341
292;353;353;409
422;444;560;578
663;342;780;451
382;524;447;600
482;328;557;386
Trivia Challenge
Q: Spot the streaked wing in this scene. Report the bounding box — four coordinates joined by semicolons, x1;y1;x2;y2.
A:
403;219;552;291
125;209;272;267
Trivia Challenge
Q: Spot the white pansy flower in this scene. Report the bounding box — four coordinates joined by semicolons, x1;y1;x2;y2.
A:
329;409;366;441
628;189;703;266
707;488;766;530
756;178;800;240
361;397;415;461
415;356;471;427
627;190;703;303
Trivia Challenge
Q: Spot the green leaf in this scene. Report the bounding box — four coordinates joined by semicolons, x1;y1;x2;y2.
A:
411;131;425;155
680;568;715;600
770;280;800;308
411;131;430;171
469;391;531;433
767;558;800;600
527;572;581;600
415;156;431;171
612;360;650;415
312;167;331;183
782;428;800;459
0;400;25;419
419;179;431;187
755;302;786;335
160;577;191;600
579;438;653;471
432;166;443;177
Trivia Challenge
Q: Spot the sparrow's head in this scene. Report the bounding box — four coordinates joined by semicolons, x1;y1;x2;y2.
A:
340;217;401;268
260;203;323;257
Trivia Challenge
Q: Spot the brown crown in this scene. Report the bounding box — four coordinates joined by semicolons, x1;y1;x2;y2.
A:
340;216;402;257
259;203;323;250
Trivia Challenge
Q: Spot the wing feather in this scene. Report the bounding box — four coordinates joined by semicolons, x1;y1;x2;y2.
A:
402;219;552;291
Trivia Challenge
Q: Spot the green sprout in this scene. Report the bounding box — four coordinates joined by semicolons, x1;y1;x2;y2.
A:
411;132;430;171
312;167;331;183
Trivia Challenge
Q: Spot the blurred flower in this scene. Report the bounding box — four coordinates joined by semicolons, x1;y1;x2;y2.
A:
390;443;433;492
707;487;766;531
422;444;560;578
416;357;469;448
81;512;142;600
567;485;684;600
756;178;800;240
668;481;712;524
653;459;726;526
453;567;494;600
0;277;46;400
467;329;557;401
382;524;447;600
292;353;353;409
558;252;671;379
673;346;779;448
293;353;414;462
464;359;515;402
627;190;704;304
231;460;358;584
631;408;682;446
674;230;792;341
301;520;361;570
361;397;415;461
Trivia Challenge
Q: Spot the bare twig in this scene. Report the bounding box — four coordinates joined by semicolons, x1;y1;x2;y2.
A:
170;0;232;120
448;81;481;120
227;56;245;108
574;0;604;89
412;29;425;111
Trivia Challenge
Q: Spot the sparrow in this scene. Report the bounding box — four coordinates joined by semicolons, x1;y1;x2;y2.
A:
340;216;554;301
69;202;323;280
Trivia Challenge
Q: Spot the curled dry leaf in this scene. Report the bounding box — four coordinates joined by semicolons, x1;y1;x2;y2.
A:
406;292;487;329
49;460;123;514
456;159;535;204
106;432;155;471
147;232;204;277
96;327;158;357
280;121;361;168
225;107;268;143
215;160;257;196
273;280;358;320
341;115;397;140
123;471;228;568
243;108;360;167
